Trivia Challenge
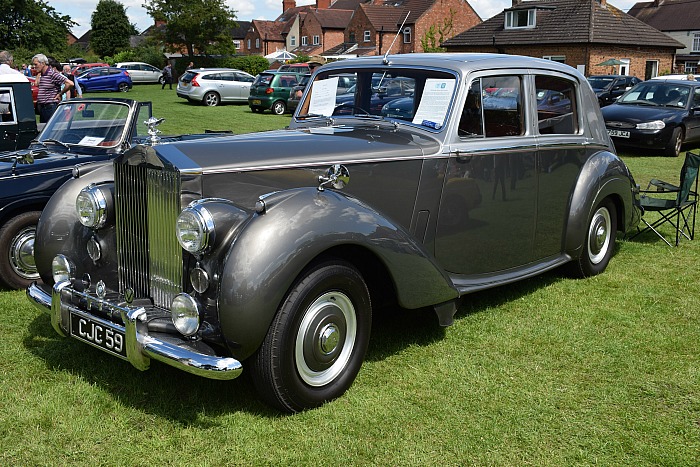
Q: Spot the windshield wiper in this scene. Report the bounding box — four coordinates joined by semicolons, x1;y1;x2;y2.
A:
40;138;71;151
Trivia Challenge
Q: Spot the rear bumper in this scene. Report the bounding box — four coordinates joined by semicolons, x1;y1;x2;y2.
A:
27;281;243;381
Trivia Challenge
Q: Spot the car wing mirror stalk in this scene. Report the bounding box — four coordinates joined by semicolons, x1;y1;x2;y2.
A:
318;164;350;191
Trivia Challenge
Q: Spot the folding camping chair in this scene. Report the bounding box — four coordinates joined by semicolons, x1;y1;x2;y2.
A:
631;150;699;246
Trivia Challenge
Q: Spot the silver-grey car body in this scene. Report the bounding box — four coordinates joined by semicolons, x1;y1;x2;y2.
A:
28;53;641;413
177;68;255;106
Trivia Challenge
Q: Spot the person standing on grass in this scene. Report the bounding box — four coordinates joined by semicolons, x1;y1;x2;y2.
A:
63;65;82;99
162;63;173;90
33;53;73;122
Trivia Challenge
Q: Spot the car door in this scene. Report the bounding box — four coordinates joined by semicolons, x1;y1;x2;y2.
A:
234;72;254;100
435;73;538;275
217;72;237;101
142;64;161;83
686;86;700;142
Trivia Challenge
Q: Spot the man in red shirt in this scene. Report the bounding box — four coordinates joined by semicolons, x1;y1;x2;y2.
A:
32;53;73;123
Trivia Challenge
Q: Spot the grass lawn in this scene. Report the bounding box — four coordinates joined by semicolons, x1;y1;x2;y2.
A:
2;85;699;465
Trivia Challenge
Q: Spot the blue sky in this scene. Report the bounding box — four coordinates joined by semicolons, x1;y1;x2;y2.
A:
53;0;638;39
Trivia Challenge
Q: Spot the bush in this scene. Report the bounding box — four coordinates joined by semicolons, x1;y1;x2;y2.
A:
171;55;270;77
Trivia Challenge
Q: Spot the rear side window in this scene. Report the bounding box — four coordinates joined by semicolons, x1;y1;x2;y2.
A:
253;74;274;86
535;75;578;134
201;73;221;80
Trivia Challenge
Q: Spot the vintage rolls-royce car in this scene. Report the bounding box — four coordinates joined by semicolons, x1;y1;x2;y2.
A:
28;54;641;412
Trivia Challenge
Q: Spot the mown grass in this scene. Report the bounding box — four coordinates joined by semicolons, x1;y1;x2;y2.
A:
3;87;699;465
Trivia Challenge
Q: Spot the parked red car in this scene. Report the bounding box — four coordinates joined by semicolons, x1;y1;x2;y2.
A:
71;63;109;76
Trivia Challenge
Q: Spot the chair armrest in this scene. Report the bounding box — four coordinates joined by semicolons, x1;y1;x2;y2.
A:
647;178;680;192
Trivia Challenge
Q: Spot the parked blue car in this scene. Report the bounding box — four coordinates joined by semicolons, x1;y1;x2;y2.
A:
76;67;133;93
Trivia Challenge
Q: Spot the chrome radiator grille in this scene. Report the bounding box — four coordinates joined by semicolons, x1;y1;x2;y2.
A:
115;162;183;309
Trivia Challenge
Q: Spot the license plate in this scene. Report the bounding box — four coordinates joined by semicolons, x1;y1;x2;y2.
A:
607;129;630;138
251;99;261;105
70;312;127;358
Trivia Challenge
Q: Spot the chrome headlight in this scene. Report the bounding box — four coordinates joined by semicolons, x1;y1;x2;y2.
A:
52;254;74;283
76;186;108;228
636;120;665;130
176;205;214;254
171;293;201;336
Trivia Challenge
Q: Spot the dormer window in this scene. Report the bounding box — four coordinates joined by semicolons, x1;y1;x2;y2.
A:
505;9;536;29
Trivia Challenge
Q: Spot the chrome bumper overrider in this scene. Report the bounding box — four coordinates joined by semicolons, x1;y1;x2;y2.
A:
27;281;242;380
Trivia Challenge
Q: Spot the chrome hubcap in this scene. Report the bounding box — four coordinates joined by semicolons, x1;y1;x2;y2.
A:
9;226;39;280
588;207;611;265
295;292;356;387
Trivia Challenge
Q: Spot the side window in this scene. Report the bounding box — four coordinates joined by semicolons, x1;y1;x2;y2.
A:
461;75;524;138
693;88;700;107
535;75;577;135
0;88;16;123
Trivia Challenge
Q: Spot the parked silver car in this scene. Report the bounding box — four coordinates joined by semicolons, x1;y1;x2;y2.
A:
115;62;164;84
177;68;255;106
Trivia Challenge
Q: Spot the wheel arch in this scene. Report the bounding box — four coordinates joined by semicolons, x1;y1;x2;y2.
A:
0;196;50;226
216;187;458;360
564;149;638;258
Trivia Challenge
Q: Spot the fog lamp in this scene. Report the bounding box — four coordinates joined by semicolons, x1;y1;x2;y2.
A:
52;254;74;283
176;205;214;254
87;236;101;262
190;266;210;294
171;293;201;336
76;186;108;228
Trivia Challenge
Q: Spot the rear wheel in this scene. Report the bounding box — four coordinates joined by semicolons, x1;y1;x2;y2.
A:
0;211;41;290
118;82;129;92
203;92;220;107
664;127;684;157
271;100;286;115
570;199;617;278
250;261;371;413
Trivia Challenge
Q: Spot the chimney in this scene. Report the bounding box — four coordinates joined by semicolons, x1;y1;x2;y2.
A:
283;0;296;12
317;0;331;8
512;0;521;5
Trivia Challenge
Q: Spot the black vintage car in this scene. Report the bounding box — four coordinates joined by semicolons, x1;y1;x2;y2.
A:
28;54;641;412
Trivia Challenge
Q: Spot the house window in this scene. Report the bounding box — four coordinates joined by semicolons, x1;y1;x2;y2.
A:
349;32;356;43
364;30;371;42
543;55;566;63
290;36;296;46
302;36;308;46
505;9;536;29
685;62;697;74
693;32;700;53
403;27;411;44
233;40;241;50
313;35;320;46
247;39;251;49
255;38;260;49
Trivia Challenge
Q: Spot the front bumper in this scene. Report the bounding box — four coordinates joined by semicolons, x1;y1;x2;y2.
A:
27;281;242;381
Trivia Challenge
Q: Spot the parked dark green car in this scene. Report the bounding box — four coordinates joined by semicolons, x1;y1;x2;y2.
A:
248;70;307;114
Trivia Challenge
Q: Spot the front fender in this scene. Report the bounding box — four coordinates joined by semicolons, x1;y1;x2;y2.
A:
565;150;639;255
218;188;458;360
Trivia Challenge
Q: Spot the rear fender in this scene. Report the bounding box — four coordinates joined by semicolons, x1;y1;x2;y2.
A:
217;187;458;360
565;150;638;256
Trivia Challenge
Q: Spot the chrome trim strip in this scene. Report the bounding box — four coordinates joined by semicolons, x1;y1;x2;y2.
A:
27;282;243;380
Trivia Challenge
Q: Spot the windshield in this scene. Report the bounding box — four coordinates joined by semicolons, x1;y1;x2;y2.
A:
296;68;457;131
587;77;614;90
617;82;690;108
39;101;131;147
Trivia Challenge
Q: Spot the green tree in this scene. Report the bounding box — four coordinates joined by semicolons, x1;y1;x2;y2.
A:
420;9;456;53
0;0;76;51
90;0;137;58
143;0;237;58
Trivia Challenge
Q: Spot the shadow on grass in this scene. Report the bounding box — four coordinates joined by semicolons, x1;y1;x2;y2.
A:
22;250;614;422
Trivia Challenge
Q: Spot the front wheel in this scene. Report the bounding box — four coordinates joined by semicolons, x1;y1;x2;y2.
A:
664;127;684;157
271;100;286;115
118;82;129;92
250;261;372;413
0;211;41;289
569;200;617;278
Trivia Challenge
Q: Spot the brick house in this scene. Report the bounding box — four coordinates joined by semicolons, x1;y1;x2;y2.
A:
628;0;700;74
244;20;287;57
442;0;684;80
334;0;482;57
294;8;355;57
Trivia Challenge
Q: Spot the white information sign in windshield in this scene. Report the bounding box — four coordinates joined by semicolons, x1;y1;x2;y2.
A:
411;78;456;129
78;136;105;146
308;77;339;116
